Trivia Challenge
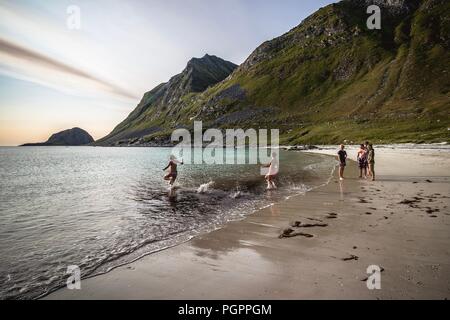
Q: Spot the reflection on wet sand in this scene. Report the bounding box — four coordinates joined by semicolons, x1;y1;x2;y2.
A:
339;180;345;201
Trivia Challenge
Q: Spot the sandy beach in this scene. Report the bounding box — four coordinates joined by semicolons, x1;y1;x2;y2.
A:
45;146;450;300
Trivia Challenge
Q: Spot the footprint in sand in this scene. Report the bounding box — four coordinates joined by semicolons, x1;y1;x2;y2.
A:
326;213;338;219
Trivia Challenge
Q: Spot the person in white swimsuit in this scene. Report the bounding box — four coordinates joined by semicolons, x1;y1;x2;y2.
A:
262;152;279;190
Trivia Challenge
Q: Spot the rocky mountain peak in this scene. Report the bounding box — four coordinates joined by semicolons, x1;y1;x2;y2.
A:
181;54;238;93
97;55;237;145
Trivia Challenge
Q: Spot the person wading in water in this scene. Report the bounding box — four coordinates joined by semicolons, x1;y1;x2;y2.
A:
163;155;183;187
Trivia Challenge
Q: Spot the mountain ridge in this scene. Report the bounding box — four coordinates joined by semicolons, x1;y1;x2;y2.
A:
98;0;449;146
96;54;237;145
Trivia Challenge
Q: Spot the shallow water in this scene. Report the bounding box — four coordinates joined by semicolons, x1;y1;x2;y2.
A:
0;147;336;299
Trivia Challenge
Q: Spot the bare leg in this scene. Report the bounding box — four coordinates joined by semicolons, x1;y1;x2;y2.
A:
266;176;277;189
339;167;344;180
270;178;277;189
265;176;271;189
370;164;375;181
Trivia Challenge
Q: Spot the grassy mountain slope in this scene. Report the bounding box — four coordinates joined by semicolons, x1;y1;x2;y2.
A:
96;54;237;145
99;0;449;146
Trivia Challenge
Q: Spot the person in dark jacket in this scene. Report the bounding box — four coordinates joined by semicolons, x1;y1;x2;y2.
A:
337;144;347;181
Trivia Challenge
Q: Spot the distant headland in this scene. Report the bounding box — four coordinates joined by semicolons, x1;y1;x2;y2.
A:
20;127;94;146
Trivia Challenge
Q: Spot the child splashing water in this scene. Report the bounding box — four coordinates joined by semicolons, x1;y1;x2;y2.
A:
163;155;183;188
262;152;279;190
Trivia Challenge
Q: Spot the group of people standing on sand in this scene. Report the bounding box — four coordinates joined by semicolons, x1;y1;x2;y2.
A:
338;142;375;181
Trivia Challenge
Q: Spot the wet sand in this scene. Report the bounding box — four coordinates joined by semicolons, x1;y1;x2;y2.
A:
45;147;450;300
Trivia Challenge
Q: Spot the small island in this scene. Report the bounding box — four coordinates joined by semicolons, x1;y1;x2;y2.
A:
20;127;94;146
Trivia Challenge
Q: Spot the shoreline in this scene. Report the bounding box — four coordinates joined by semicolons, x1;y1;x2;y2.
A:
37;153;336;300
9;142;449;148
44;147;450;300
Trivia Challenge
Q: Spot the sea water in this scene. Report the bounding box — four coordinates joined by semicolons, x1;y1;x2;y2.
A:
0;147;336;299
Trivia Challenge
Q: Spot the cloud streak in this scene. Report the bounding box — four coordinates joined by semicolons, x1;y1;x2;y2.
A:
0;37;139;101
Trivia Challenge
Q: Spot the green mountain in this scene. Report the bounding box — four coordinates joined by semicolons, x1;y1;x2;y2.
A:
99;0;450;146
97;54;237;145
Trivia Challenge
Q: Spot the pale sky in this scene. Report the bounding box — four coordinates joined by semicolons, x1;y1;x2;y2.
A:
0;0;335;146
